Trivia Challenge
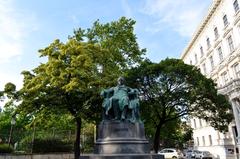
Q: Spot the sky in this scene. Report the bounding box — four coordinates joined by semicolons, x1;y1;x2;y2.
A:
0;0;212;91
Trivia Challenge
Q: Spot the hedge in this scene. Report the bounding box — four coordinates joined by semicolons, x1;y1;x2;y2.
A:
32;138;73;153
0;144;14;153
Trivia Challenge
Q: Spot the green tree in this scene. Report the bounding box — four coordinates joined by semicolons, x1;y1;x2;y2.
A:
126;58;233;153
145;117;182;149
17;17;145;159
0;106;15;142
0;83;32;145
0;83;18;135
158;120;193;149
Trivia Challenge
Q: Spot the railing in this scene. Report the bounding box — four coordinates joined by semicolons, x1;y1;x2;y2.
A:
218;78;240;95
0;128;94;154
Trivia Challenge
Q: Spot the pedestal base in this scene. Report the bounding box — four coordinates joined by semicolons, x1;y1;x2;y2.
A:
80;154;163;159
94;121;149;154
90;121;163;159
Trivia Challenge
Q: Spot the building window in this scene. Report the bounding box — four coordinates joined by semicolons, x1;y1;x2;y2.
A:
197;137;199;146
209;135;212;145
206;37;211;49
209;56;214;70
193;119;197;128
227;36;234;53
202;63;207;74
234;0;240;13
214;27;219;39
217;47;223;62
195;54;198;64
223;14;229;27
200;46;204;57
233;126;238;137
190;60;193;65
221;71;229;84
233;63;240;78
202;136;205;146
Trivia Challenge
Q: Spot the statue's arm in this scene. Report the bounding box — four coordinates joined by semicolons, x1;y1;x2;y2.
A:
107;87;114;97
101;88;115;98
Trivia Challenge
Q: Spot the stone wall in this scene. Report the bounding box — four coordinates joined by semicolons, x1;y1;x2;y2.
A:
0;153;74;159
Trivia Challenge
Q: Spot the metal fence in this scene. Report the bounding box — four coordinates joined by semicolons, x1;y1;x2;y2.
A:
0;127;94;153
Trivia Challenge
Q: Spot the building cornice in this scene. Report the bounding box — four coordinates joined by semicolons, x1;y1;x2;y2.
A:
180;0;222;59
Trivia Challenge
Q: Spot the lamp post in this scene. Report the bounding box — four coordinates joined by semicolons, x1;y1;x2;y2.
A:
8;116;16;146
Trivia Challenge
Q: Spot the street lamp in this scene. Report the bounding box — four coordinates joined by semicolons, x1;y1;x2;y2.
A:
8;116;16;146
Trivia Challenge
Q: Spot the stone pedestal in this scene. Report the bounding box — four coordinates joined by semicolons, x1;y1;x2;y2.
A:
82;121;163;159
80;154;163;159
94;121;149;154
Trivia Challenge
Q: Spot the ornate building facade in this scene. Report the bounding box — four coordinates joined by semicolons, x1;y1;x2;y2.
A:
181;0;240;159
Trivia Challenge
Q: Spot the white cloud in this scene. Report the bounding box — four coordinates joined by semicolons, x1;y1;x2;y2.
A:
0;0;37;63
0;0;38;93
141;0;211;37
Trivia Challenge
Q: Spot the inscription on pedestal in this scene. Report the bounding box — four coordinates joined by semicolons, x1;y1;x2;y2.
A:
114;128;128;131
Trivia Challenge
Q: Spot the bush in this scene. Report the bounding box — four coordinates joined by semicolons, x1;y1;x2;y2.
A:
32;138;73;153
0;144;14;153
18;135;32;152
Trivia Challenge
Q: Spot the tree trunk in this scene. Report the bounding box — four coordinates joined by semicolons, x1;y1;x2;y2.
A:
153;124;162;153
74;117;81;159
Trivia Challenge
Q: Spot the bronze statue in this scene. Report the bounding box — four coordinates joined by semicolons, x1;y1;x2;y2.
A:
100;77;141;122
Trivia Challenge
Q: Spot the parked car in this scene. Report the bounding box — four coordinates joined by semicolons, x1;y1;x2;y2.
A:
195;151;213;159
186;150;201;159
158;148;183;159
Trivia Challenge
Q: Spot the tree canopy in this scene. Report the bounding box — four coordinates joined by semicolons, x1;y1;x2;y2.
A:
126;58;233;152
16;17;145;159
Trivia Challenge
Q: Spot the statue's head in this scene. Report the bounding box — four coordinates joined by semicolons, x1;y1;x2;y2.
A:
117;77;125;85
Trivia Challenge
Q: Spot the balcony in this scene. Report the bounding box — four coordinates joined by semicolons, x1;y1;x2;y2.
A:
218;78;240;95
234;9;240;25
200;56;206;64
223;27;232;38
214;38;221;48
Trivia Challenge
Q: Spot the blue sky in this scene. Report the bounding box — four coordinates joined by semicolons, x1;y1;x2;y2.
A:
0;0;212;90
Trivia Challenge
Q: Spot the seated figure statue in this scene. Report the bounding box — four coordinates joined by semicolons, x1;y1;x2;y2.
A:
100;77;141;122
